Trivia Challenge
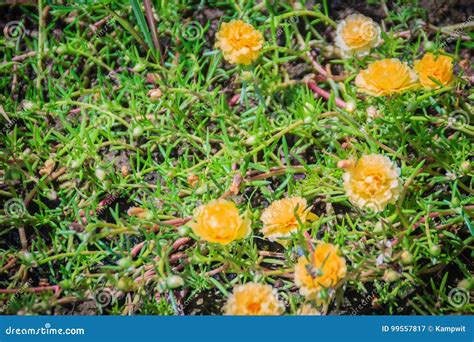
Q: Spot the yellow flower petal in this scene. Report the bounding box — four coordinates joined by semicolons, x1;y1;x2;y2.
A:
298;303;321;315
223;282;284;315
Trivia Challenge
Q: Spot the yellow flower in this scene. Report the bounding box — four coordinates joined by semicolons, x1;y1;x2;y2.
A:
189;199;251;245
414;53;453;89
260;197;313;241
342;154;402;212
215;20;264;65
223;282;284;315
335;14;381;58
355;59;418;96
298;303;321;315
294;243;347;299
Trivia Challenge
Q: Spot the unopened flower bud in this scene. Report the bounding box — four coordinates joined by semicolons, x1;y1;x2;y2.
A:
367;105;381;119
178;226;190;237
166;275;184;289
245;135;257;145
383;269;400;283
241;71;253;82
95;168;106;181
148;88;162;101
337;159;355;169
132;63;146;72
400;250;413;265
133;126;143;138
429;244;441;257
424;41;436;52
345;100;356;113
460;161;471;173
117;277;134;291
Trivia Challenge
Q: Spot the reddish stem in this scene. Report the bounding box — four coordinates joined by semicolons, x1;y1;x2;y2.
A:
303;231;314;254
169;252;188;262
162;217;192;227
412;212;441;230
307;81;347;109
228;94;240;106
0;285;60;296
130;241;146;258
206;263;228;276
172;237;191;250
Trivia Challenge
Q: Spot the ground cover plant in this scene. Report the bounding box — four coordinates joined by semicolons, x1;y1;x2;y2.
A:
0;0;473;316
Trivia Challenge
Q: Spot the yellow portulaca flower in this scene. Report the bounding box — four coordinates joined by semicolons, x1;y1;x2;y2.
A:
414;53;453;89
355;59;418;96
223;283;285;315
215;20;264;65
342;154;402;212
189;199;251;245
260;196;315;241
294;243;347;299
298;303;321;315
335;14;381;57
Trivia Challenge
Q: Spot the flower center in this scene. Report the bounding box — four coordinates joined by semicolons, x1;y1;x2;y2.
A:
228;29;252;49
362;173;385;196
343;21;374;47
247;302;261;313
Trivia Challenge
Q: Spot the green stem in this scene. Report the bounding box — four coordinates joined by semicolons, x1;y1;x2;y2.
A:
273;10;337;28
